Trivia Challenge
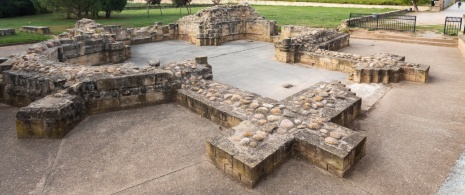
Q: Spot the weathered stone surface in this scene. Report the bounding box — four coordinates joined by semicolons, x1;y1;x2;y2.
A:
177;3;278;46
0;29;15;36
16;94;87;139
22;26;50;34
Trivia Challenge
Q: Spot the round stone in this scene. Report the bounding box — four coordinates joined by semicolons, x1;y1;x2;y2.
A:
209;97;216;101
253;134;265;141
258;119;267;126
249;102;260;109
307;123;321;130
231;95;242;101
255;107;268;114
224;94;233;99
330;131;343;139
240;138;251;146
243;131;253;137
320;129;328;134
254;113;265;119
325;137;339;145
314;96;323;101
267;115;281;122
270;108;282;115
280;119;294;130
249;141;257;148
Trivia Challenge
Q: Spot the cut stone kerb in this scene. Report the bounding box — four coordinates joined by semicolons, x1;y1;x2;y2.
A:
175;79;366;188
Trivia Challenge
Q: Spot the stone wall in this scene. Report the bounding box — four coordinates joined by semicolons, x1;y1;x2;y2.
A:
0;29;16;36
21;26;50;34
274;29;430;84
177;3;278;46
5;55;213;138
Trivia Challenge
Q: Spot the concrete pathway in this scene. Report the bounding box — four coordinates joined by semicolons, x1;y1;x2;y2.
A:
408;3;465;25
128;40;347;100
1;39;465;194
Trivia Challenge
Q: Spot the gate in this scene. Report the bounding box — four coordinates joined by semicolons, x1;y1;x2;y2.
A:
348;13;417;32
444;17;462;36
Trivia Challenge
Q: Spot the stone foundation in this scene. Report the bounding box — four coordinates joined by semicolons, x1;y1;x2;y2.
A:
0;4;434;189
177;3;278;46
175;78;365;187
16;94;86;139
21;26;50;34
0;29;16;36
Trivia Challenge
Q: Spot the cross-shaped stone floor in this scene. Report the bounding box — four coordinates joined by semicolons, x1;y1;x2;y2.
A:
173;62;366;187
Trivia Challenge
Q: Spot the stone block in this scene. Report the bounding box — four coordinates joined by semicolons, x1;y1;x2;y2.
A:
414;65;429;83
16;94;87;139
0;28;16;36
21;26;50;34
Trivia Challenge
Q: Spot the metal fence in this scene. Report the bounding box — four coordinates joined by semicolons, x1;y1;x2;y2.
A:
444;17;462;36
348;13;417;32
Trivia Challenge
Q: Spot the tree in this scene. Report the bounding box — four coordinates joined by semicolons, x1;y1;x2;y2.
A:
402;0;428;12
146;0;162;18
33;0;91;19
171;0;192;15
101;0;127;19
212;0;221;5
0;0;36;18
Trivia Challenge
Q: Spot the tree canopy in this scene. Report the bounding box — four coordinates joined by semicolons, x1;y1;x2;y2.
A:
33;0;127;19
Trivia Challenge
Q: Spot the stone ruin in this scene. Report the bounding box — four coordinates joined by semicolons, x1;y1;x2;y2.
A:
0;3;430;188
0;28;16;36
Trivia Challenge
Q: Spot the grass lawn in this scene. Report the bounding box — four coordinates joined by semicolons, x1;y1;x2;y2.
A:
0;5;394;45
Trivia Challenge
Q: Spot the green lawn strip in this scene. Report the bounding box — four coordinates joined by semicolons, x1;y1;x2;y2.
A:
254;6;394;28
265;0;430;6
0;6;396;44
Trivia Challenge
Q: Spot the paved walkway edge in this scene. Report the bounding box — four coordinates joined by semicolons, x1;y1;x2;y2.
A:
438;147;465;195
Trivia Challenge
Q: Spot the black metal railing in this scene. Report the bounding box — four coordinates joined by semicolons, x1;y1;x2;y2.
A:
444;17;462;36
348;13;417;32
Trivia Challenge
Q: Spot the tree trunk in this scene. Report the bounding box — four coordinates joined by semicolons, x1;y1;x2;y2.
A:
159;4;162;15
412;0;419;11
147;3;150;18
105;10;111;18
77;7;82;19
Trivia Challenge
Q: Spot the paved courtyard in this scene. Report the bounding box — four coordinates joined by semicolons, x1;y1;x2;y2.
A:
1;37;465;194
128;40;347;100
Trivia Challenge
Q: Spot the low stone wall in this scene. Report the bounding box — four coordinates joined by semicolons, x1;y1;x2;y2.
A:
177;3;278;46
0;29;16;36
63;19;178;47
16;94;87;139
21;26;50;34
276;46;430;84
7;58;213;138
